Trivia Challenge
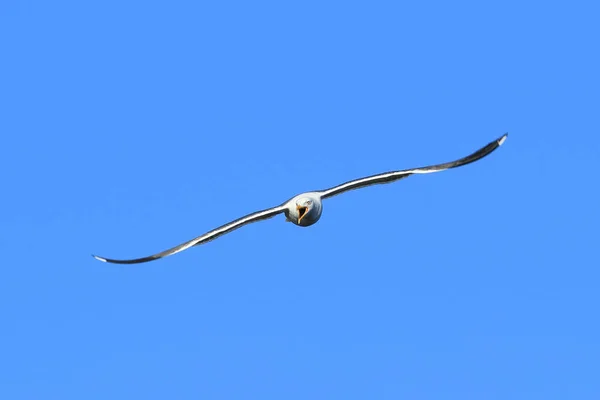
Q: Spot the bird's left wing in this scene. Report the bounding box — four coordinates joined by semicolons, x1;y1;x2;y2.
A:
92;204;287;264
319;133;507;199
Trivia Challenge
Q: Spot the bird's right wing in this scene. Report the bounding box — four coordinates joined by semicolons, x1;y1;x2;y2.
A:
319;133;507;199
92;204;287;264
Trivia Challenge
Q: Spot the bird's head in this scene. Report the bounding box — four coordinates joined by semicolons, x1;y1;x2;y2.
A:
292;196;322;227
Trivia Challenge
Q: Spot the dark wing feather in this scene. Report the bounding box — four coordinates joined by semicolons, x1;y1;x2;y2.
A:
319;133;507;199
92;205;286;264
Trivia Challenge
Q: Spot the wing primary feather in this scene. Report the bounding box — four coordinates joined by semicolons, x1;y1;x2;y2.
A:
319;133;507;199
92;205;286;264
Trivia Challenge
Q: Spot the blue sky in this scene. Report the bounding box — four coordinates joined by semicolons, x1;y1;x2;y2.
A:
1;1;599;398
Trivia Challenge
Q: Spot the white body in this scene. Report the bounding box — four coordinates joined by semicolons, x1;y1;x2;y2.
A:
284;192;323;226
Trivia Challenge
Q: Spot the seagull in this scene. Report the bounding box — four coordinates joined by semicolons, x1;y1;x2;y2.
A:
93;133;507;264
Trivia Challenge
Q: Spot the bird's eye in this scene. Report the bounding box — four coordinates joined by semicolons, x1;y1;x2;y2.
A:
306;200;312;205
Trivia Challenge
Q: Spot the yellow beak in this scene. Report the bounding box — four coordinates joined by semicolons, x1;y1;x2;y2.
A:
296;205;308;224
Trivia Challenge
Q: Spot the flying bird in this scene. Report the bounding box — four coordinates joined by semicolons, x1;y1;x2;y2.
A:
93;133;507;264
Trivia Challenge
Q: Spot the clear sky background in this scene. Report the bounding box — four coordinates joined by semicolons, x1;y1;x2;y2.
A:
1;1;599;399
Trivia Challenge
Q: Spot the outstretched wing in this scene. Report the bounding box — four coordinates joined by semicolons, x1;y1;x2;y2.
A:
319;133;507;199
92;205;287;264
